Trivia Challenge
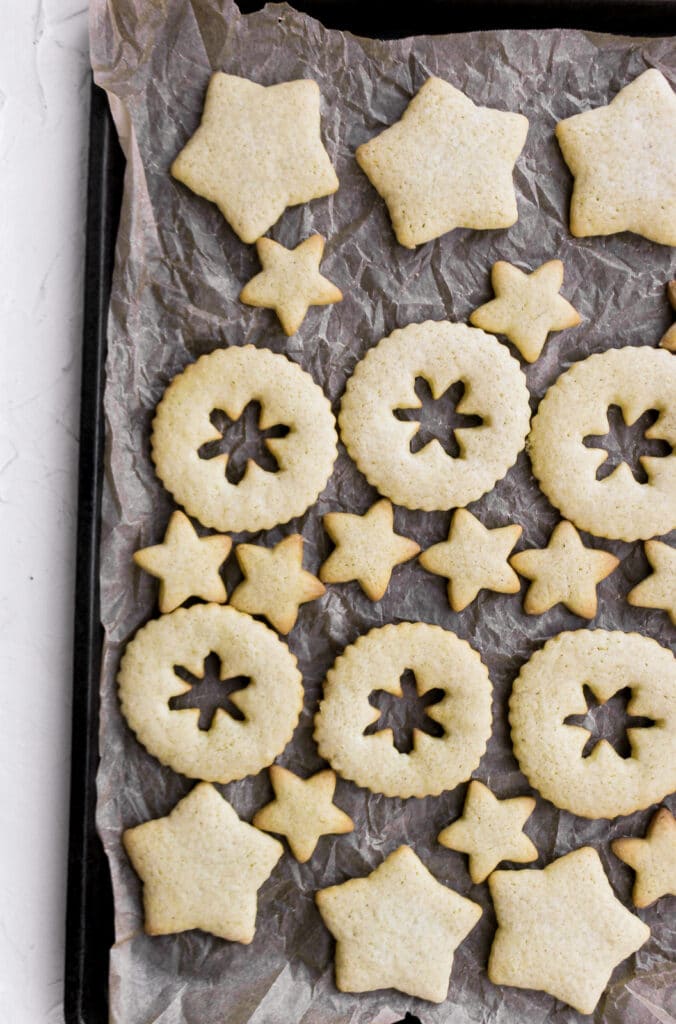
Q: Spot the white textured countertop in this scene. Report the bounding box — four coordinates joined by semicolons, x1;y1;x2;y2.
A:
0;2;91;1021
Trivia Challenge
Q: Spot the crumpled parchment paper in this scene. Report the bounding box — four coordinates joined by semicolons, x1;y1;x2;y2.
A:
90;2;676;1021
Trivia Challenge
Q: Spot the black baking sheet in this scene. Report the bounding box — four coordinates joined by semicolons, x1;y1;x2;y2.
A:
65;2;676;1022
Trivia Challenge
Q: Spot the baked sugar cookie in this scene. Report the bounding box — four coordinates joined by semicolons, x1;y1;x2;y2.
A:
613;807;676;908
627;540;676;624
172;74;338;243
229;534;325;634
339;321;530;511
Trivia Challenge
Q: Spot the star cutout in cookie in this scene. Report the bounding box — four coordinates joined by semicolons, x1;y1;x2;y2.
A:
316;846;482;1003
133;511;232;613
229;534;325;634
438;780;537;883
470;260;581;363
628;540;676;625
613;807;676;908
320;499;420;601
240;235;343;335
253;766;354;862
488;847;650;1014
556;69;676;245
356;76;528;247
510;520;619;618
123;783;283;943
419;509;522;612
171;74;338;243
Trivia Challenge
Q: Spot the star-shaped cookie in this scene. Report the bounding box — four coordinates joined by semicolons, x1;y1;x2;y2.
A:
613;807;676;907
510;520;619;618
320;499;420;601
488;847;650;1014
316;845;482;1003
229;534;325;634
469;260;581;363
627;540;676;624
556;69;676;245
171;73;338;243
356;76;528;248
240;235;342;335
419;509;522;611
123;783;283;943
438;780;537;883
133;511;231;613
253;766;354;862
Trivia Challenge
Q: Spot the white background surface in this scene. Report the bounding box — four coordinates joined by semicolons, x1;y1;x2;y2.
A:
0;2;91;1021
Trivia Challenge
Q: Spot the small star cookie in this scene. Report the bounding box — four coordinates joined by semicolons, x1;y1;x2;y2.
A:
488;846;650;1014
320;499;420;601
469;260;581;363
253;766;354;862
230;534;325;634
556;69;676;246
240;235;342;335
613;807;676;908
438;780;537;883
171;74;338;243
316;845;482;1003
419;509;522;611
627;540;676;624
123;783;283;943
133;511;231;613
356;76;528;248
510;520;619;618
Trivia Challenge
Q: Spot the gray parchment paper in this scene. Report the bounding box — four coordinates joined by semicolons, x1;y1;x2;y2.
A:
90;3;676;1021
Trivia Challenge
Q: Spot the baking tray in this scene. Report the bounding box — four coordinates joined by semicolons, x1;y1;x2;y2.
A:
64;3;676;1022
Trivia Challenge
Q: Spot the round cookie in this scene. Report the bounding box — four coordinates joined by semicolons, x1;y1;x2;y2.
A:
151;345;338;533
528;346;676;541
339;321;530;511
118;603;303;783
510;629;676;819
314;622;493;798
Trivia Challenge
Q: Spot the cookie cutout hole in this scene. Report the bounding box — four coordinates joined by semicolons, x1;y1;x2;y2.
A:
394;377;483;459
364;668;445;754
170;652;251;731
198;401;290;485
583;405;671;485
563;684;655;759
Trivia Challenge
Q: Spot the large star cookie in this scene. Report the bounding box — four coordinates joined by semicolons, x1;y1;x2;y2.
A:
356;76;528;248
123;783;283;943
253;766;354;863
230;534;325;634
320;499;420;601
133;510;231;613
488;846;650;1014
438;780;537;883
510;520;619;618
240;235;342;335
556;69;676;245
316;845;482;1002
172;74;338;243
469;260;581;363
419;509;522;611
627;540;676;624
613;807;676;907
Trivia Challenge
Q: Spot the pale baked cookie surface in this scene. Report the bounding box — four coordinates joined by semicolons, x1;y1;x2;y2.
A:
556;69;676;246
509;629;676;819
528;346;676;540
123;783;283;943
314;622;492;798
488;847;650;1014
315;845;482;1003
339;321;530;511
469;259;580;363
356;76;528;247
240;235;342;335
613;807;676;908
229;534;325;634
118;604;303;783
628;540;676;624
171;74;338;244
151;346;337;533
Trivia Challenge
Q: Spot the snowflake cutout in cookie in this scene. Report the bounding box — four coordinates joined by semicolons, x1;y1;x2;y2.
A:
169;652;251;731
198;401;290;486
394;377;483;458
